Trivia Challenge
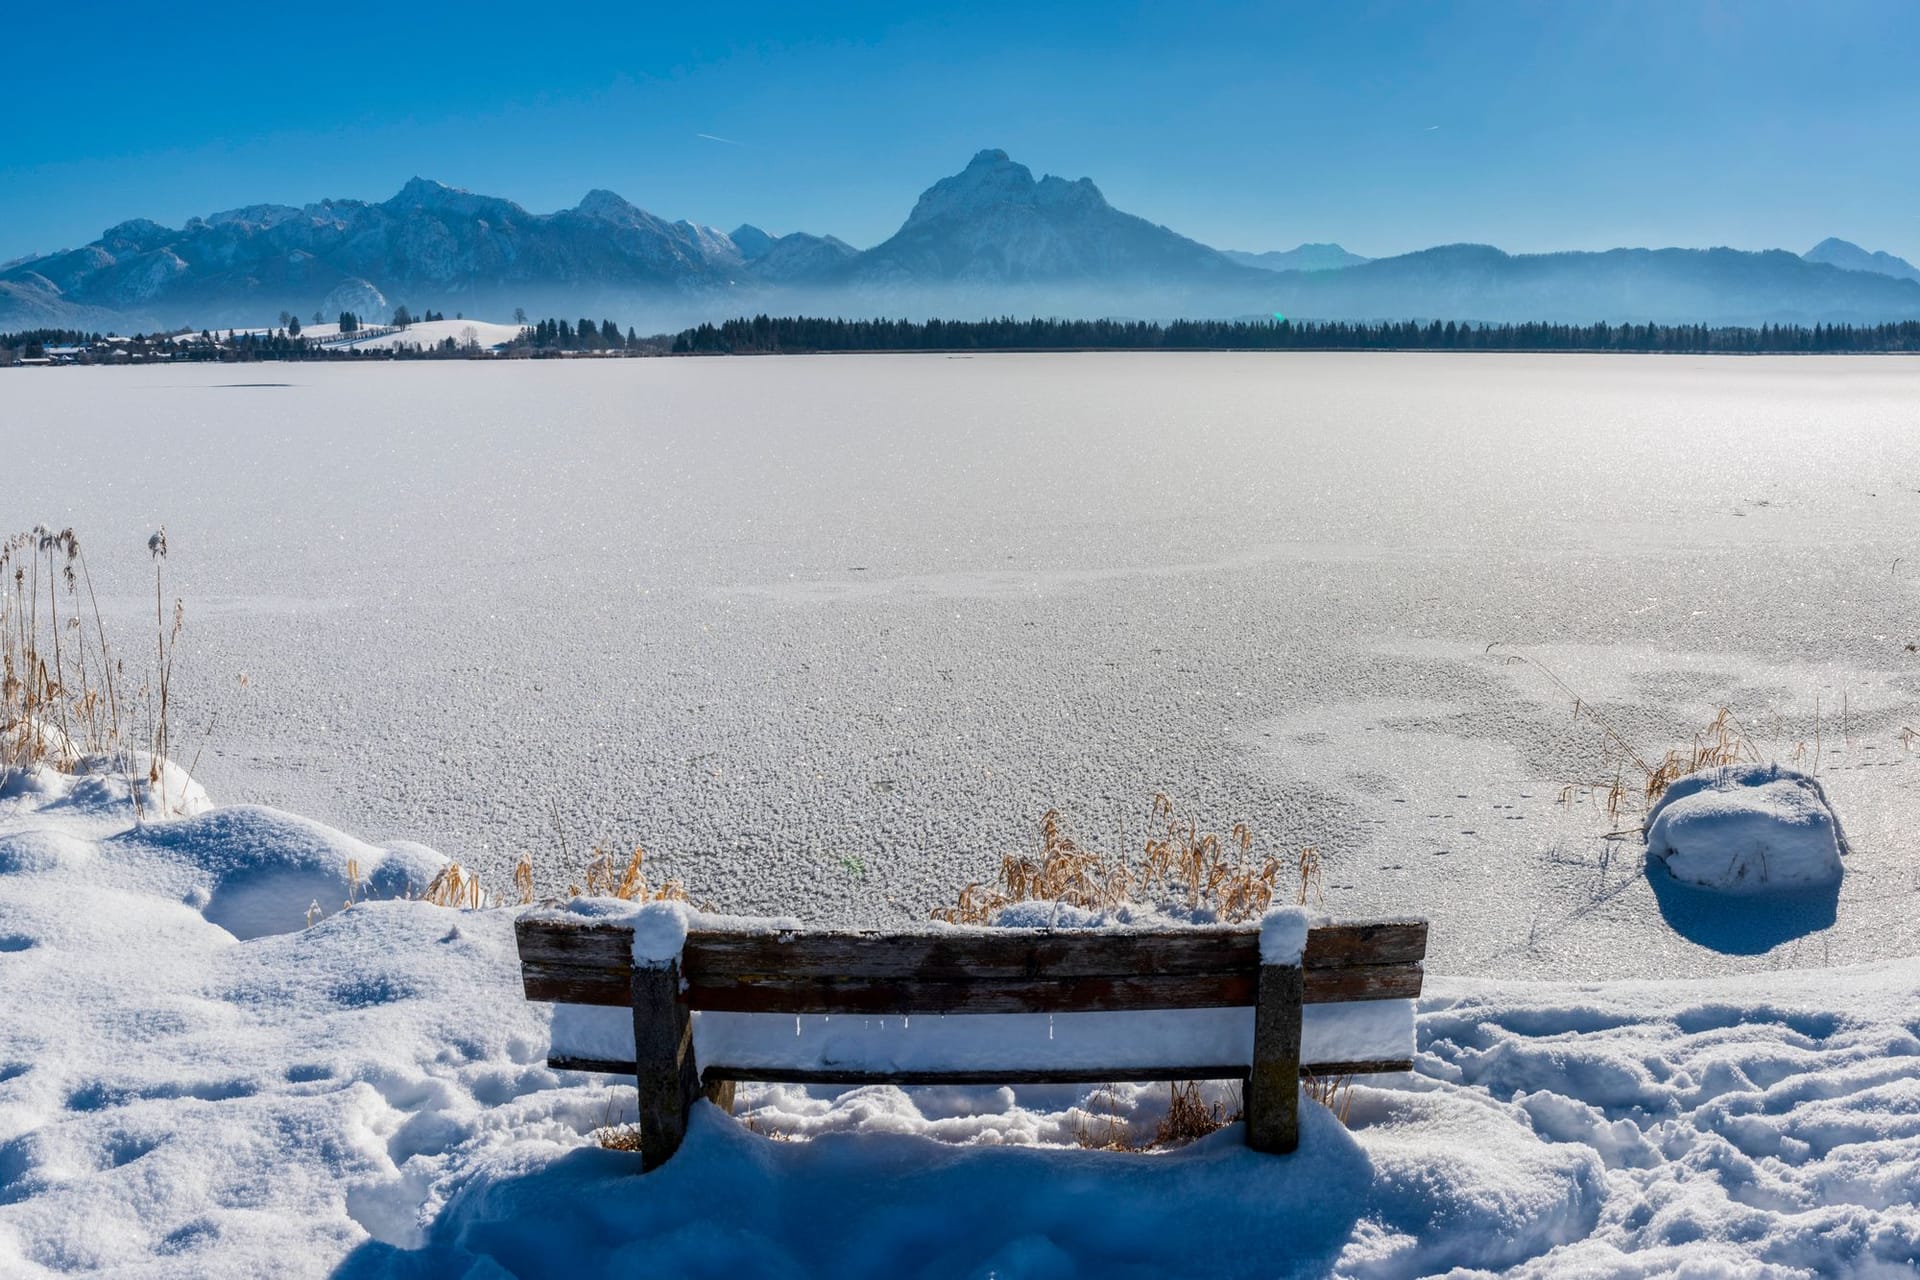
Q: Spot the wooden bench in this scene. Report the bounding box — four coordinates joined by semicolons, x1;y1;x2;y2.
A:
515;909;1428;1169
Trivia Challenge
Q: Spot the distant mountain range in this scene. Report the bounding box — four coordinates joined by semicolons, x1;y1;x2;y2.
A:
5;149;1920;331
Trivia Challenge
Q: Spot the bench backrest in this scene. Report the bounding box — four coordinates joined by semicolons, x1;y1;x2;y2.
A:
515;917;1427;1015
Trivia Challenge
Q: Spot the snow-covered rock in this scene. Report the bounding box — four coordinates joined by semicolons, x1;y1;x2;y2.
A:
1644;763;1847;894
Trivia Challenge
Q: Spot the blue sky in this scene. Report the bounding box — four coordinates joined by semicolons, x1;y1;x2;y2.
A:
5;1;1916;264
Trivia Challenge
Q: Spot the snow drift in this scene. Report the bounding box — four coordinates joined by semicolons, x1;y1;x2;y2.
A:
1645;763;1848;894
1;763;1915;1276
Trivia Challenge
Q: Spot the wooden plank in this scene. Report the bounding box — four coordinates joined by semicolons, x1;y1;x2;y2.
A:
681;962;1421;1014
682;926;1259;981
631;962;700;1171
516;915;1428;1010
1245;962;1304;1154
515;917;1427;982
557;1056;1416;1082
549;1055;642;1075
703;1065;1259;1086
683;972;1256;1015
527;958;1420;1012
1303;920;1428;969
1300;1058;1414;1077
680;919;1428;981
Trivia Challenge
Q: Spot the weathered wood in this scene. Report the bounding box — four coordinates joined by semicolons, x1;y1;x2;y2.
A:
1303;920;1429;969
517;915;1426;1011
550;1054;643;1075
703;1064;1261;1087
631;962;700;1171
517;914;1428;1167
554;1055;1416;1082
1299;1058;1414;1077
515;917;1428;994
675;962;1421;1014
683;926;1261;980
1245;963;1304;1154
683;972;1256;1015
526;955;1419;1011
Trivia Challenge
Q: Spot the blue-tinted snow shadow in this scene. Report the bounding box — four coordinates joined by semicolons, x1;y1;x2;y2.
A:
1645;854;1839;954
329;1103;1370;1280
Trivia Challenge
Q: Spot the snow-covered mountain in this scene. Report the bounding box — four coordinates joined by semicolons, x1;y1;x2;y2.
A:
852;149;1249;286
0;179;779;330
7;155;1920;331
729;224;859;283
1802;238;1920;284
1223;244;1371;272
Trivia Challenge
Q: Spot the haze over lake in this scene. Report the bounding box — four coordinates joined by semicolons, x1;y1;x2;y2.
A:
10;353;1918;978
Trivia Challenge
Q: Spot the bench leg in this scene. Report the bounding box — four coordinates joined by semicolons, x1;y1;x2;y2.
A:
704;1077;737;1115
1246;962;1304;1154
632;962;700;1171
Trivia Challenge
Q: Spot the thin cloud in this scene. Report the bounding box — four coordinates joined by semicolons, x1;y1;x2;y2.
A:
697;132;744;146
1424;125;1441;131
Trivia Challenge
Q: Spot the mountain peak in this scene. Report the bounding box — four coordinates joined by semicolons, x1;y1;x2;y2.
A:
393;176;455;201
730;224;775;260
902;150;1112;232
1803;237;1920;284
576;189;641;222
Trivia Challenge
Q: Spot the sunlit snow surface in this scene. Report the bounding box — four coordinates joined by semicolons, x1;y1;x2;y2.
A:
5;353;1920;979
3;771;1918;1277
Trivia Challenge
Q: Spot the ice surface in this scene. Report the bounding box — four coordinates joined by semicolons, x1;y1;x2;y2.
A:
5;355;1920;979
1644;763;1846;893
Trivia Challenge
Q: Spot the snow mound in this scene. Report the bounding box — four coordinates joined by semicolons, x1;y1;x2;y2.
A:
117;805;450;939
1644;764;1847;894
3;765;1917;1276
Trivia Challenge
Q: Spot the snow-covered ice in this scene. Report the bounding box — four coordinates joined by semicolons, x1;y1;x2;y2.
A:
5;354;1917;981
3;765;1919;1276
1645;763;1848;894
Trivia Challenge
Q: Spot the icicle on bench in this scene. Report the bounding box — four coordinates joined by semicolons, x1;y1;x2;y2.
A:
514;903;1428;1170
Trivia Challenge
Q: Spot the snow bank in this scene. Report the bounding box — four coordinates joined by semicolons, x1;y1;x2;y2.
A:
1645;763;1847;894
3;765;1917;1276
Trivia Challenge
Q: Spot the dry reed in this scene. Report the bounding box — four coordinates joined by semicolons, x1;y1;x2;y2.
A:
1491;646;1764;823
932;795;1315;926
1153;1080;1234;1147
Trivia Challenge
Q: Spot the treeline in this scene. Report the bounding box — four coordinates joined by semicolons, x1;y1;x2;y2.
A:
513;317;643;352
671;315;1920;355
1;328;103;347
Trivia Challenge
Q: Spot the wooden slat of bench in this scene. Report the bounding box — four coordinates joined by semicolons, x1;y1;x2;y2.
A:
680;962;1421;1015
545;1056;1414;1082
515;918;1428;1011
526;960;1419;1011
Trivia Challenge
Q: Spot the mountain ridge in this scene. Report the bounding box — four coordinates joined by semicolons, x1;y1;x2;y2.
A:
5;154;1919;331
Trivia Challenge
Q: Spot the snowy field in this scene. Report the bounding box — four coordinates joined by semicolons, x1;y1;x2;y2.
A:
3;766;1918;1277
4;353;1920;982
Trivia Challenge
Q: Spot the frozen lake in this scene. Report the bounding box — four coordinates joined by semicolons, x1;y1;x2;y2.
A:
6;353;1919;978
